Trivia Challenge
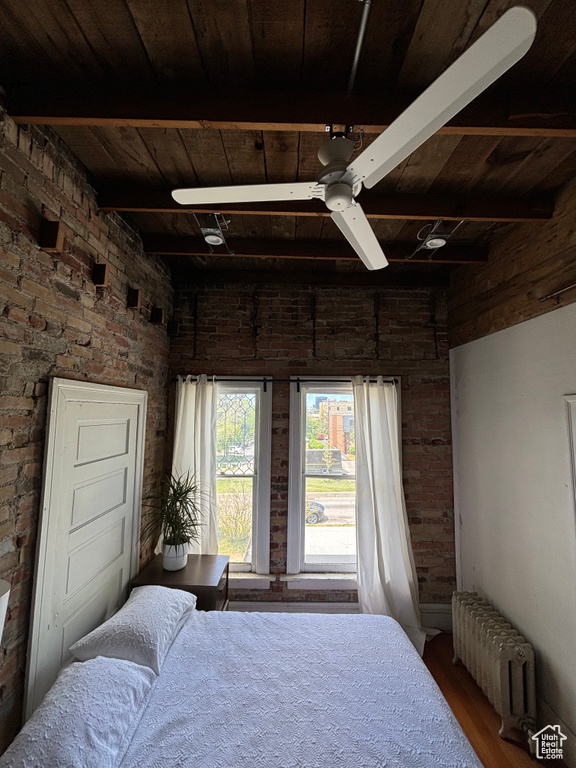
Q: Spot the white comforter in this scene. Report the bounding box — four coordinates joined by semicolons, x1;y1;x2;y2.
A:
119;611;482;768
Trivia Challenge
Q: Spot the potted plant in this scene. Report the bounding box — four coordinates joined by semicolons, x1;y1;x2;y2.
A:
144;473;202;571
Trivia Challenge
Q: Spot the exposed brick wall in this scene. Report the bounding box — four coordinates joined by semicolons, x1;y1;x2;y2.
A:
0;109;173;749
170;284;456;605
448;179;576;347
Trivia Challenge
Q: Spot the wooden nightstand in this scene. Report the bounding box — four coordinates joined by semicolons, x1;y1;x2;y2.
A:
132;554;229;611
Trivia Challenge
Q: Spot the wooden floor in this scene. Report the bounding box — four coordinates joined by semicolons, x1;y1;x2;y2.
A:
423;633;566;768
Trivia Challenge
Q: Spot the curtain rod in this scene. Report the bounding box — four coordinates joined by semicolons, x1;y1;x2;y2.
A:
172;376;398;391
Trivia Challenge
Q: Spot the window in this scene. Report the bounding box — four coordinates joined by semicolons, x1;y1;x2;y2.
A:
287;381;357;573
215;382;271;573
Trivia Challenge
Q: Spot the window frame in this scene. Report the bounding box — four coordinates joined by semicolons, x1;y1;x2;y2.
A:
287;378;357;574
215;380;271;574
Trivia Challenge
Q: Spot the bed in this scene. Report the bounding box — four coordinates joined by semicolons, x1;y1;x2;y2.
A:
1;586;482;768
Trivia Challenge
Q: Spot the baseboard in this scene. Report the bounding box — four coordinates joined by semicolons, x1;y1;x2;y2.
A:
538;698;576;768
420;603;452;631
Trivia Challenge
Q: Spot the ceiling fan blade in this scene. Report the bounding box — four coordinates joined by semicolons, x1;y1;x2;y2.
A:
331;204;388;271
172;181;323;206
347;6;536;189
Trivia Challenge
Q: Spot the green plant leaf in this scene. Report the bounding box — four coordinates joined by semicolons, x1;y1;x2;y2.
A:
142;473;204;548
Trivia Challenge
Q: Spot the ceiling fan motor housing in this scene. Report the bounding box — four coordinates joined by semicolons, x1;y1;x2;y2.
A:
324;182;354;211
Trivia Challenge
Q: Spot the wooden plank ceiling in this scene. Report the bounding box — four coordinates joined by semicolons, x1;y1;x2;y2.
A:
1;0;576;285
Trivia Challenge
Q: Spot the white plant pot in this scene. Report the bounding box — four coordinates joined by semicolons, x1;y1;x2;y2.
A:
162;544;188;571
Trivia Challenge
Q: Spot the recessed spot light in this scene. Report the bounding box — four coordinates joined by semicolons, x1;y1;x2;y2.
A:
204;233;224;246
424;236;447;249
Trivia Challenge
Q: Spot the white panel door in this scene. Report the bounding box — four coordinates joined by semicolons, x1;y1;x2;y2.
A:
26;379;147;716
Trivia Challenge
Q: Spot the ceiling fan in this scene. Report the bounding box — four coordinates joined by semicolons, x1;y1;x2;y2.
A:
172;7;536;271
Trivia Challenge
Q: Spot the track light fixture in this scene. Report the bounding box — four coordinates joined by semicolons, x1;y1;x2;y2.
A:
193;213;234;254
408;220;467;260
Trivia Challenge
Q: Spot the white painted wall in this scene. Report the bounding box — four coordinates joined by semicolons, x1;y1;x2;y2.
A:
450;302;576;766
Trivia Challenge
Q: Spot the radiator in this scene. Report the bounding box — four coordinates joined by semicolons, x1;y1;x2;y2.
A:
452;591;537;749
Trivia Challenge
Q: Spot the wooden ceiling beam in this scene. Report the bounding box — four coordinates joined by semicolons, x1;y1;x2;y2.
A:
171;267;451;288
100;187;554;222
145;235;488;264
10;87;576;137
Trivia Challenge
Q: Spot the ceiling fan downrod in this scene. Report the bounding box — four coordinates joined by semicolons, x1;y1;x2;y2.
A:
347;0;373;97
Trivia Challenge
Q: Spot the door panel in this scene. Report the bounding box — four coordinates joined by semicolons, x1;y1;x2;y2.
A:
76;418;131;464
71;468;127;527
26;380;147;716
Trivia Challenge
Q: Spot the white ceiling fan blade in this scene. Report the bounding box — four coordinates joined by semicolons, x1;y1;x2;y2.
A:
331;204;388;271
347;6;536;189
172;181;323;205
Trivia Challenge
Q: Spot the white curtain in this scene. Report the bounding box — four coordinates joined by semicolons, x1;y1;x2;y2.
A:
171;374;218;554
353;375;427;655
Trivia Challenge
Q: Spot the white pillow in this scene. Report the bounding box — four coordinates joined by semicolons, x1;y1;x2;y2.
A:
70;585;196;674
0;657;155;768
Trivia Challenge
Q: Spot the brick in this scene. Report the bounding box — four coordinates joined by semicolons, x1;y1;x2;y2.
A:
20;277;56;304
55;354;76;369
23;462;42;479
5;307;29;325
33;299;67;325
19;278;56;304
0;251;20;271
0;520;13;542
0;266;19;288
0;284;34;311
0;537;14;557
0;429;12;446
83;308;107;328
33;382;47;398
0;397;35;411
28;315;47;331
0;485;16;503
66;315;92;333
0;339;21;356
0;551;18;574
53;281;79;301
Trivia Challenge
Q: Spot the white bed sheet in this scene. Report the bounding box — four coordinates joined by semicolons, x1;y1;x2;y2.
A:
119;611;482;768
